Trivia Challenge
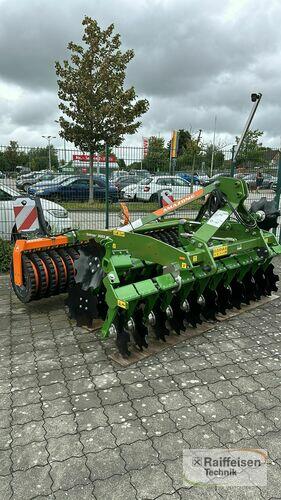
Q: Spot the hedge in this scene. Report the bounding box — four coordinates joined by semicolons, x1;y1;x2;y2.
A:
0;239;12;273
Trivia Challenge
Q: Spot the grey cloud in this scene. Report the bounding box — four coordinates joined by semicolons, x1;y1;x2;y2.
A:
0;0;281;146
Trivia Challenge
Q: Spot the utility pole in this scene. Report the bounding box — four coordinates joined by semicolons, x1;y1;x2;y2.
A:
42;135;56;170
210;116;217;177
190;129;202;193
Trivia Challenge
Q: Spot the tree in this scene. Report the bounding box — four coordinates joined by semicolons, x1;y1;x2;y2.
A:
29;146;59;171
0;141;29;172
201;144;224;174
142;136;169;172
175;133;203;172
235;129;266;168
55;16;149;200
117;158;126;170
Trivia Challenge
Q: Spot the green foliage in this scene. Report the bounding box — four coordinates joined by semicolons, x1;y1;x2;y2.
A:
0;240;12;272
117;158;126;170
55;16;149;153
0;141;29;172
235;130;266;166
201;144;225;173
175;132;203;171
29;146;59;170
0;141;59;172
142;136;169;172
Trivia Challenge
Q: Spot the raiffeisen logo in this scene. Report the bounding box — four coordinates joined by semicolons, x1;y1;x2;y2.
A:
183;448;268;487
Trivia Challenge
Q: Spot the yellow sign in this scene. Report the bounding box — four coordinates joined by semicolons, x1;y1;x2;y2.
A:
171;130;179;159
117;299;127;309
192;255;198;263
113;230;125;237
181;262;187;269
213;245;228;258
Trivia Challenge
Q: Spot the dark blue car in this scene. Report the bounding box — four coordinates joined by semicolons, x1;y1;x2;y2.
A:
35;176;119;202
176;172;200;185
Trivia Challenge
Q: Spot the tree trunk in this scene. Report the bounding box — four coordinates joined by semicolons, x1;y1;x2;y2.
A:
89;151;94;202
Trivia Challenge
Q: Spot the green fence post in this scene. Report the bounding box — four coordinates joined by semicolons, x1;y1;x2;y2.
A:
230;145;235;177
274;150;281;242
105;144;110;229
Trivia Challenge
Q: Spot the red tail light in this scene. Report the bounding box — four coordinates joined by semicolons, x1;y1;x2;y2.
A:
144;186;150;192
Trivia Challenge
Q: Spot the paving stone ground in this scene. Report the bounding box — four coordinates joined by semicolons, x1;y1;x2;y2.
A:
0;259;281;499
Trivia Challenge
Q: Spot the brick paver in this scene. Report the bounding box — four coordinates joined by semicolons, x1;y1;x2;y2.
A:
0;259;281;499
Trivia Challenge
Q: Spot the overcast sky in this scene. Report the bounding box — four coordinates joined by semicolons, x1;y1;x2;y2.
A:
0;0;280;151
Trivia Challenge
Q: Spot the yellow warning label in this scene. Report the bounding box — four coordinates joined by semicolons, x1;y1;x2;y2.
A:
112;243;117;249
113;230;125;237
213;245;228;258
181;262;187;269
192;255;198;263
117;299;127;309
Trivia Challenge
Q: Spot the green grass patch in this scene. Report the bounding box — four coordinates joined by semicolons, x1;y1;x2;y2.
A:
0;239;12;273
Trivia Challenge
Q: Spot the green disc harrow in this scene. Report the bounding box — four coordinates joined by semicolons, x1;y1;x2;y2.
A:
11;177;281;357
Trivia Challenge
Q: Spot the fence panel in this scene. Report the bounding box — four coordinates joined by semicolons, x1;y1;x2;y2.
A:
0;144;280;245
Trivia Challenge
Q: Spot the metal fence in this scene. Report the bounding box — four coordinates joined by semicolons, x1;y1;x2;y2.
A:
0;144;280;242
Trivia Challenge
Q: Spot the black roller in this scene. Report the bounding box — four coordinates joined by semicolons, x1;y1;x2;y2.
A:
10;255;38;303
48;249;67;293
57;248;75;288
38;251;58;296
29;252;48;298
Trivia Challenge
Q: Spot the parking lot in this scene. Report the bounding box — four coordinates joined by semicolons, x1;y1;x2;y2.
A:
0;259;280;499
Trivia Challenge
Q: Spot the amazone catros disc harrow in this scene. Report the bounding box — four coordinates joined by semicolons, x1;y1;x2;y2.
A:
11;177;281;357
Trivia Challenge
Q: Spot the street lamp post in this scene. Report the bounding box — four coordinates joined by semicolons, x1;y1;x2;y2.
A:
42;135;56;170
54;120;66;162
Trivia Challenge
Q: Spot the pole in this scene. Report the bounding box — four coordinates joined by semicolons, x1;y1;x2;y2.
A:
234;92;262;163
230;145;236;177
48;138;51;170
105;144;109;229
210;116;217;177
190;129;202;193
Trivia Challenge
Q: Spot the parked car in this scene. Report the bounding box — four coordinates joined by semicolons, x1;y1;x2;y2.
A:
16;171;56;192
205;172;231;184
35;176;119;202
242;173;276;190
176;171;200;185
15;166;31;175
115;175;144;192
28;175;78;195
121;175;199;202
0;183;73;241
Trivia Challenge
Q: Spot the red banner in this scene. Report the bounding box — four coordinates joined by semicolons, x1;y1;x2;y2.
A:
73;154;116;162
143;137;149;157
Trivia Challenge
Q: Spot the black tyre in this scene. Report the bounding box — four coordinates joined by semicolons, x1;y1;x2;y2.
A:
149;193;158;203
10;255;39;303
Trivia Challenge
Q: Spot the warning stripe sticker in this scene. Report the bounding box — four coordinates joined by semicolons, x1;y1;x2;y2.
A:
13;198;40;232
